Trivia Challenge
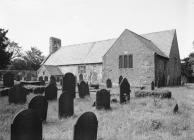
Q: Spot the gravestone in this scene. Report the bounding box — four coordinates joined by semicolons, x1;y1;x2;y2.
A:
63;73;76;98
39;76;43;81
78;81;90;98
106;79;112;88
11;109;42;140
79;74;83;82
151;81;155;90
8;84;27;104
119;76;123;85
45;84;58;100
58;91;74;118
73;112;98;140
28;96;48;122
3;72;14;87
44;76;48;82
26;73;31;81
96;89;110;110
173;104;178;114
120;78;130;104
50;75;56;86
16;75;20;81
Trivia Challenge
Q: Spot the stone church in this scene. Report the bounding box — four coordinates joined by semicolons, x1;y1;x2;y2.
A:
38;29;181;87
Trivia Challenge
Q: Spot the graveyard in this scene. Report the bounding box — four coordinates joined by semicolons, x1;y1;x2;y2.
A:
1;77;194;140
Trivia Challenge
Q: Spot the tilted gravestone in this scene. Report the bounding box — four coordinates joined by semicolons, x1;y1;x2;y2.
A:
45;84;58;100
106;79;112;88
58;91;74;118
11;109;42;140
96;89;110;110
119;76;123;85
8;84;27;104
28;95;48;122
63;72;76;98
78;81;90;98
151;81;155;90
120;78;130;104
3;72;14;87
73;112;98;140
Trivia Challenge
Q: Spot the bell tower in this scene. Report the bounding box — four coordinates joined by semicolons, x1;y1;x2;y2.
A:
49;37;61;54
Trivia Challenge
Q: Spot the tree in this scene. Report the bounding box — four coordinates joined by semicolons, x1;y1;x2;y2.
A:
11;58;28;70
0;28;12;69
181;52;194;78
7;41;22;60
23;47;45;70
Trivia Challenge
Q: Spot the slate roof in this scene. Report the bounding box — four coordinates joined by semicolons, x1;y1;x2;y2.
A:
44;39;116;65
142;29;175;57
44;65;63;75
43;29;175;66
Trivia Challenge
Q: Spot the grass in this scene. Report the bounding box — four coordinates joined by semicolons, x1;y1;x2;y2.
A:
1;84;194;140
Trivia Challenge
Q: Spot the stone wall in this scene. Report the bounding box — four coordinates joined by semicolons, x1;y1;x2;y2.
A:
166;32;181;86
103;30;155;87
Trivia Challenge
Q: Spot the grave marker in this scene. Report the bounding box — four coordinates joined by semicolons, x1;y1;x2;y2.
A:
106;79;112;88
73;112;98;140
78;81;90;98
28;95;48;122
96;89;110;110
11;109;42;140
63;73;76;98
8;84;27;104
58;91;74;118
120;78;130;104
45;84;58;100
3;72;14;87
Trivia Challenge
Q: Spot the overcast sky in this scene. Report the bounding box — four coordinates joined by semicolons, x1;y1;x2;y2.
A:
0;0;193;59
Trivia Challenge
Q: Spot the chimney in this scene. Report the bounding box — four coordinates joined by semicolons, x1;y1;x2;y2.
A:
49;37;61;54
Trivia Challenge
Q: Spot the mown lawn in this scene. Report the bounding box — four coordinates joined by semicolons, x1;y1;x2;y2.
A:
1;84;194;140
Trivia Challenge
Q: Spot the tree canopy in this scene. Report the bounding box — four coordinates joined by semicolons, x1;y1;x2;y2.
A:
0;29;12;69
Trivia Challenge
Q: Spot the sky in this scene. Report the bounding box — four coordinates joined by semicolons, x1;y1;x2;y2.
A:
0;0;194;59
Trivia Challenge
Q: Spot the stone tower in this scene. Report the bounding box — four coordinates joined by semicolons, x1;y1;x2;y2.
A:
49;37;61;54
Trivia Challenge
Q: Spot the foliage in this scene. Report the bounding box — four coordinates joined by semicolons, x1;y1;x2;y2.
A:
7;41;22;60
181;52;194;78
23;47;45;71
0;28;12;69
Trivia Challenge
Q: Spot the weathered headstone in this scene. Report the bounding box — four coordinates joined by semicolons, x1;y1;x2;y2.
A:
26;73;31;81
151;81;155;90
106;79;112;88
58;91;74;118
50;75;56;86
11;109;42;140
120;78;130;104
8;84;27;104
119;76;123;84
78;81;90;98
3;72;14;87
28;96;48;122
63;73;76;98
73;112;98;140
96;89;110;110
45;84;58;100
39;76;43;81
79;74;83;82
173;104;178;114
44;76;48;82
